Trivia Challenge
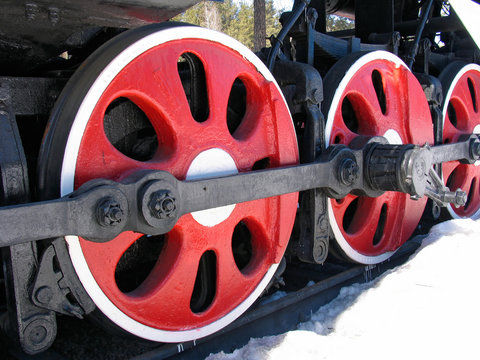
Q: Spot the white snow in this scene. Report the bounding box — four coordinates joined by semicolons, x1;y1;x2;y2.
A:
206;218;480;360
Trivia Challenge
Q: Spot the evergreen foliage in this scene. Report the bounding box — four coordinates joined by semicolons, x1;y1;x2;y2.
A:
172;0;282;50
173;1;355;49
327;15;355;32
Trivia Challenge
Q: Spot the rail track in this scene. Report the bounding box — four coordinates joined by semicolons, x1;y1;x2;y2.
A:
4;236;422;360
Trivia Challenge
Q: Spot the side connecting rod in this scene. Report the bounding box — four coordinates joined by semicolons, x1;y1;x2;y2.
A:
0;148;357;248
0;135;478;247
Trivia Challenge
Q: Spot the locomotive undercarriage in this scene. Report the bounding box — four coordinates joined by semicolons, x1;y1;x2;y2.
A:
1;0;480;355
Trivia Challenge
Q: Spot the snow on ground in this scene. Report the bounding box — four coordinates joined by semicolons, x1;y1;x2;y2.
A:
207;218;480;360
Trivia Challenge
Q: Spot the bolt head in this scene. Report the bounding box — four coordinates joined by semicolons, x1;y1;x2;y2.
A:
27;324;47;345
149;191;177;219
110;207;123;222
454;188;467;208
471;141;480;158
312;88;323;104
339;158;359;186
162;197;175;213
35;286;53;305
97;198;124;226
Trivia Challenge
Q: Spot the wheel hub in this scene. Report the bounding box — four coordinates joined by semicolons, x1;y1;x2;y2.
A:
186;148;238;227
382;129;402;145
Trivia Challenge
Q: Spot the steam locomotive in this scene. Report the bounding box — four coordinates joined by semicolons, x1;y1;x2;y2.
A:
0;0;478;355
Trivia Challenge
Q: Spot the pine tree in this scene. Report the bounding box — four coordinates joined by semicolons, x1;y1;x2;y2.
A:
265;0;282;40
327;15;355;32
174;2;204;26
204;2;221;31
254;0;266;51
233;3;254;49
218;0;238;36
172;0;283;51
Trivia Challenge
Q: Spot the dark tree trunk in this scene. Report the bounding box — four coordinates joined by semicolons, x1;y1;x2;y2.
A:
254;0;266;52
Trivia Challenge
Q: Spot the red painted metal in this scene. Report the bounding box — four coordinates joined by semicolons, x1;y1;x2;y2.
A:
73;39;298;330
328;58;433;257
443;67;480;218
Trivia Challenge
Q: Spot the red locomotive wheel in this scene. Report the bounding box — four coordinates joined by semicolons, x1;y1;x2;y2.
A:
37;24;298;341
440;62;480;219
323;51;433;264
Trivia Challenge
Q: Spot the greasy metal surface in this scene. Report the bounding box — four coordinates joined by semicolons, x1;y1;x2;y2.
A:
355;0;393;42
32;241;96;318
0;102;57;354
0;77;66;116
0;0;199;43
0;0;199;73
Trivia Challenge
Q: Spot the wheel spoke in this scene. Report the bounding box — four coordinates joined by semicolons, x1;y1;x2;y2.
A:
457;78;475;113
76;103;192;184
130;227;203;320
346;70;384;119
230;117;273;170
450;95;473;131
205;200;269;249
447;164;480;211
469;75;480;113
214;248;255;306
379;194;405;250
442;160;457;180
443;113;461;141
331;194;357;219
104;46;195;130
331;108;360;145
465;176;480;213
75;123;145;184
204;198;281;264
448;164;469;190
210;204;275;308
458;165;480;212
382;69;408;129
80;232;142;283
345;197;384;244
199;45;254;124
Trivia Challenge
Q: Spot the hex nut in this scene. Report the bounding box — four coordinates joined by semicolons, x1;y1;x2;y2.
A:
149;191;177;219
339;158;359;186
97;198;124;226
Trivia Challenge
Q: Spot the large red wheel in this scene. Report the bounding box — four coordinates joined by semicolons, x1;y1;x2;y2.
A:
37;24;299;341
440;62;480;219
323;51;433;264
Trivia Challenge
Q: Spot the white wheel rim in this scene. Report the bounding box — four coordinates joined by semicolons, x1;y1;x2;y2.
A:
442;63;480;220
325;51;409;264
61;26;292;342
